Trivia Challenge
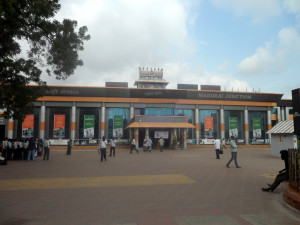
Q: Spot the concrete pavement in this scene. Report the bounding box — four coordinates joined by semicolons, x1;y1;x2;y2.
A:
0;147;299;225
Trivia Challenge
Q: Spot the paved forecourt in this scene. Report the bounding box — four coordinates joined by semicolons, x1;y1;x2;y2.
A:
0;146;299;225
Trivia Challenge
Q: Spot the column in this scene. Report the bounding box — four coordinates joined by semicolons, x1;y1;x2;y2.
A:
220;107;225;140
145;128;149;139
130;103;134;140
285;107;290;121
267;107;272;142
100;103;105;138
281;107;285;121
277;107;282;122
244;107;249;145
40;102;46;139
195;108;200;145
7;118;14;139
134;128;139;149
71;102;76;141
183;129;187;149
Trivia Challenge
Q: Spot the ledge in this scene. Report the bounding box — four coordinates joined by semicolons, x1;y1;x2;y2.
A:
281;182;300;211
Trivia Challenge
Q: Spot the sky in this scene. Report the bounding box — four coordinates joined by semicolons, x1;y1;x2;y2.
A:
41;0;300;99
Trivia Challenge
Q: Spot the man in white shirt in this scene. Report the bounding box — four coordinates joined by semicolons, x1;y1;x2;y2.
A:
214;139;221;159
130;138;138;154
99;136;108;162
109;137;116;157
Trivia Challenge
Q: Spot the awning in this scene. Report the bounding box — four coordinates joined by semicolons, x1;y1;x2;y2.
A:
126;122;195;129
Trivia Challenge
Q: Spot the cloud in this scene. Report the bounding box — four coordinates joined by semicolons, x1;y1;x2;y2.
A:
283;0;300;23
211;0;282;23
41;0;197;87
237;27;300;75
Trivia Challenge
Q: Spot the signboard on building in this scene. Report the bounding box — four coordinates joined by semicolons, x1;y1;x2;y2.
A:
229;117;238;138
253;118;262;138
84;115;95;138
22;114;34;138
54;114;65;138
154;131;169;139
113;115;123;138
204;117;214;138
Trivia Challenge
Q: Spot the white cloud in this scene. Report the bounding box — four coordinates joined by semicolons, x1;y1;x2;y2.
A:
238;27;300;75
217;61;232;71
41;0;197;87
283;0;300;22
211;0;282;23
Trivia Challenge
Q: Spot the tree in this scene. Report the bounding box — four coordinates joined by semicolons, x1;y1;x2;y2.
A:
0;0;90;120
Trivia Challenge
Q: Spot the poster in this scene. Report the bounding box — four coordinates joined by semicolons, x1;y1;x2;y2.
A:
22;114;34;138
154;131;169;139
113;115;123;138
54;114;65;138
253;118;262;138
229;117;238;138
84;115;95;138
204;117;214;138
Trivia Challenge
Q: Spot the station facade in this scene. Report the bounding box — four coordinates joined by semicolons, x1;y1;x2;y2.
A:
0;85;293;148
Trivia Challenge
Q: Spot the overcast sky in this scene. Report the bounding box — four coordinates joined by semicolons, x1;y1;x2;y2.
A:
41;0;300;99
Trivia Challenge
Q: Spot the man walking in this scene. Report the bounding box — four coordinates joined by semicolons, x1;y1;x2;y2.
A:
130;138;138;154
99;136;108;162
27;137;36;161
158;137;164;152
109;137;116;157
226;136;241;168
214;139;221;159
43;138;50;160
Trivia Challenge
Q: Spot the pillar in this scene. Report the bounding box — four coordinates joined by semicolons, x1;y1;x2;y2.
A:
244;107;249;145
281;107;285;121
130;103;134;140
220;107;225;140
7;118;14;139
195;108;200;145
285;107;290;121
100;103;105;138
71;102;76;141
183;129;187;149
145;128;149;139
40;102;46;139
277;107;282;122
134;128;139;149
267;107;272;142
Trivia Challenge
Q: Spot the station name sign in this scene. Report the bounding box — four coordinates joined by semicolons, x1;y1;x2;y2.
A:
34;86;282;102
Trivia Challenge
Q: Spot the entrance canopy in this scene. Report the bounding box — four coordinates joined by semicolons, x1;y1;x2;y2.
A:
126;115;195;129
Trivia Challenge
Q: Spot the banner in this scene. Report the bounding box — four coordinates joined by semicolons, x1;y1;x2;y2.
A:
229;117;238;138
204;117;214;138
154;131;169;139
22;114;34;138
113;115;123;138
253;118;262;138
54;114;65;138
84;115;95;138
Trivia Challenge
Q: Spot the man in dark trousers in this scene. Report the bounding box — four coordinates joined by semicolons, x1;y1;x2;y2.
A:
262;150;289;192
43;139;50;160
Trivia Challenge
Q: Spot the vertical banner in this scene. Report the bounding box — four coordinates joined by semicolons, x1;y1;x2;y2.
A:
204;117;214;138
84;115;95;138
22;114;34;138
54;114;65;138
113;115;123;138
253;118;262;138
229;117;238;138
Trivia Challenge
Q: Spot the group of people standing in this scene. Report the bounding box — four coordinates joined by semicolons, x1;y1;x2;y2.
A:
0;137;51;162
214;136;241;168
98;136;117;162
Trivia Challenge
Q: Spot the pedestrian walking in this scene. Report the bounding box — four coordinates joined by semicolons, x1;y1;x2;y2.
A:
221;138;226;149
158;137;164;152
226;136;241;168
66;139;72;155
147;138;152;152
99;136;107;162
214;139;221;159
43;138;50;160
130;138;139;154
27;137;36;161
109;137;116;157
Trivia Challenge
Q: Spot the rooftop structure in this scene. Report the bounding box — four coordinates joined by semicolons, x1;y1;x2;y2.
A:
134;67;169;89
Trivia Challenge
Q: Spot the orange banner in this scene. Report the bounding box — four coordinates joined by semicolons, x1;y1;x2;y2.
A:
54;114;65;138
22;114;34;137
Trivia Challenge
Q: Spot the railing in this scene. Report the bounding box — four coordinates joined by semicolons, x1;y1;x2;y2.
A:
288;149;300;192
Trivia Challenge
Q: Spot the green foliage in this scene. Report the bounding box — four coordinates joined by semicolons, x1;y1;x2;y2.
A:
0;0;90;120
